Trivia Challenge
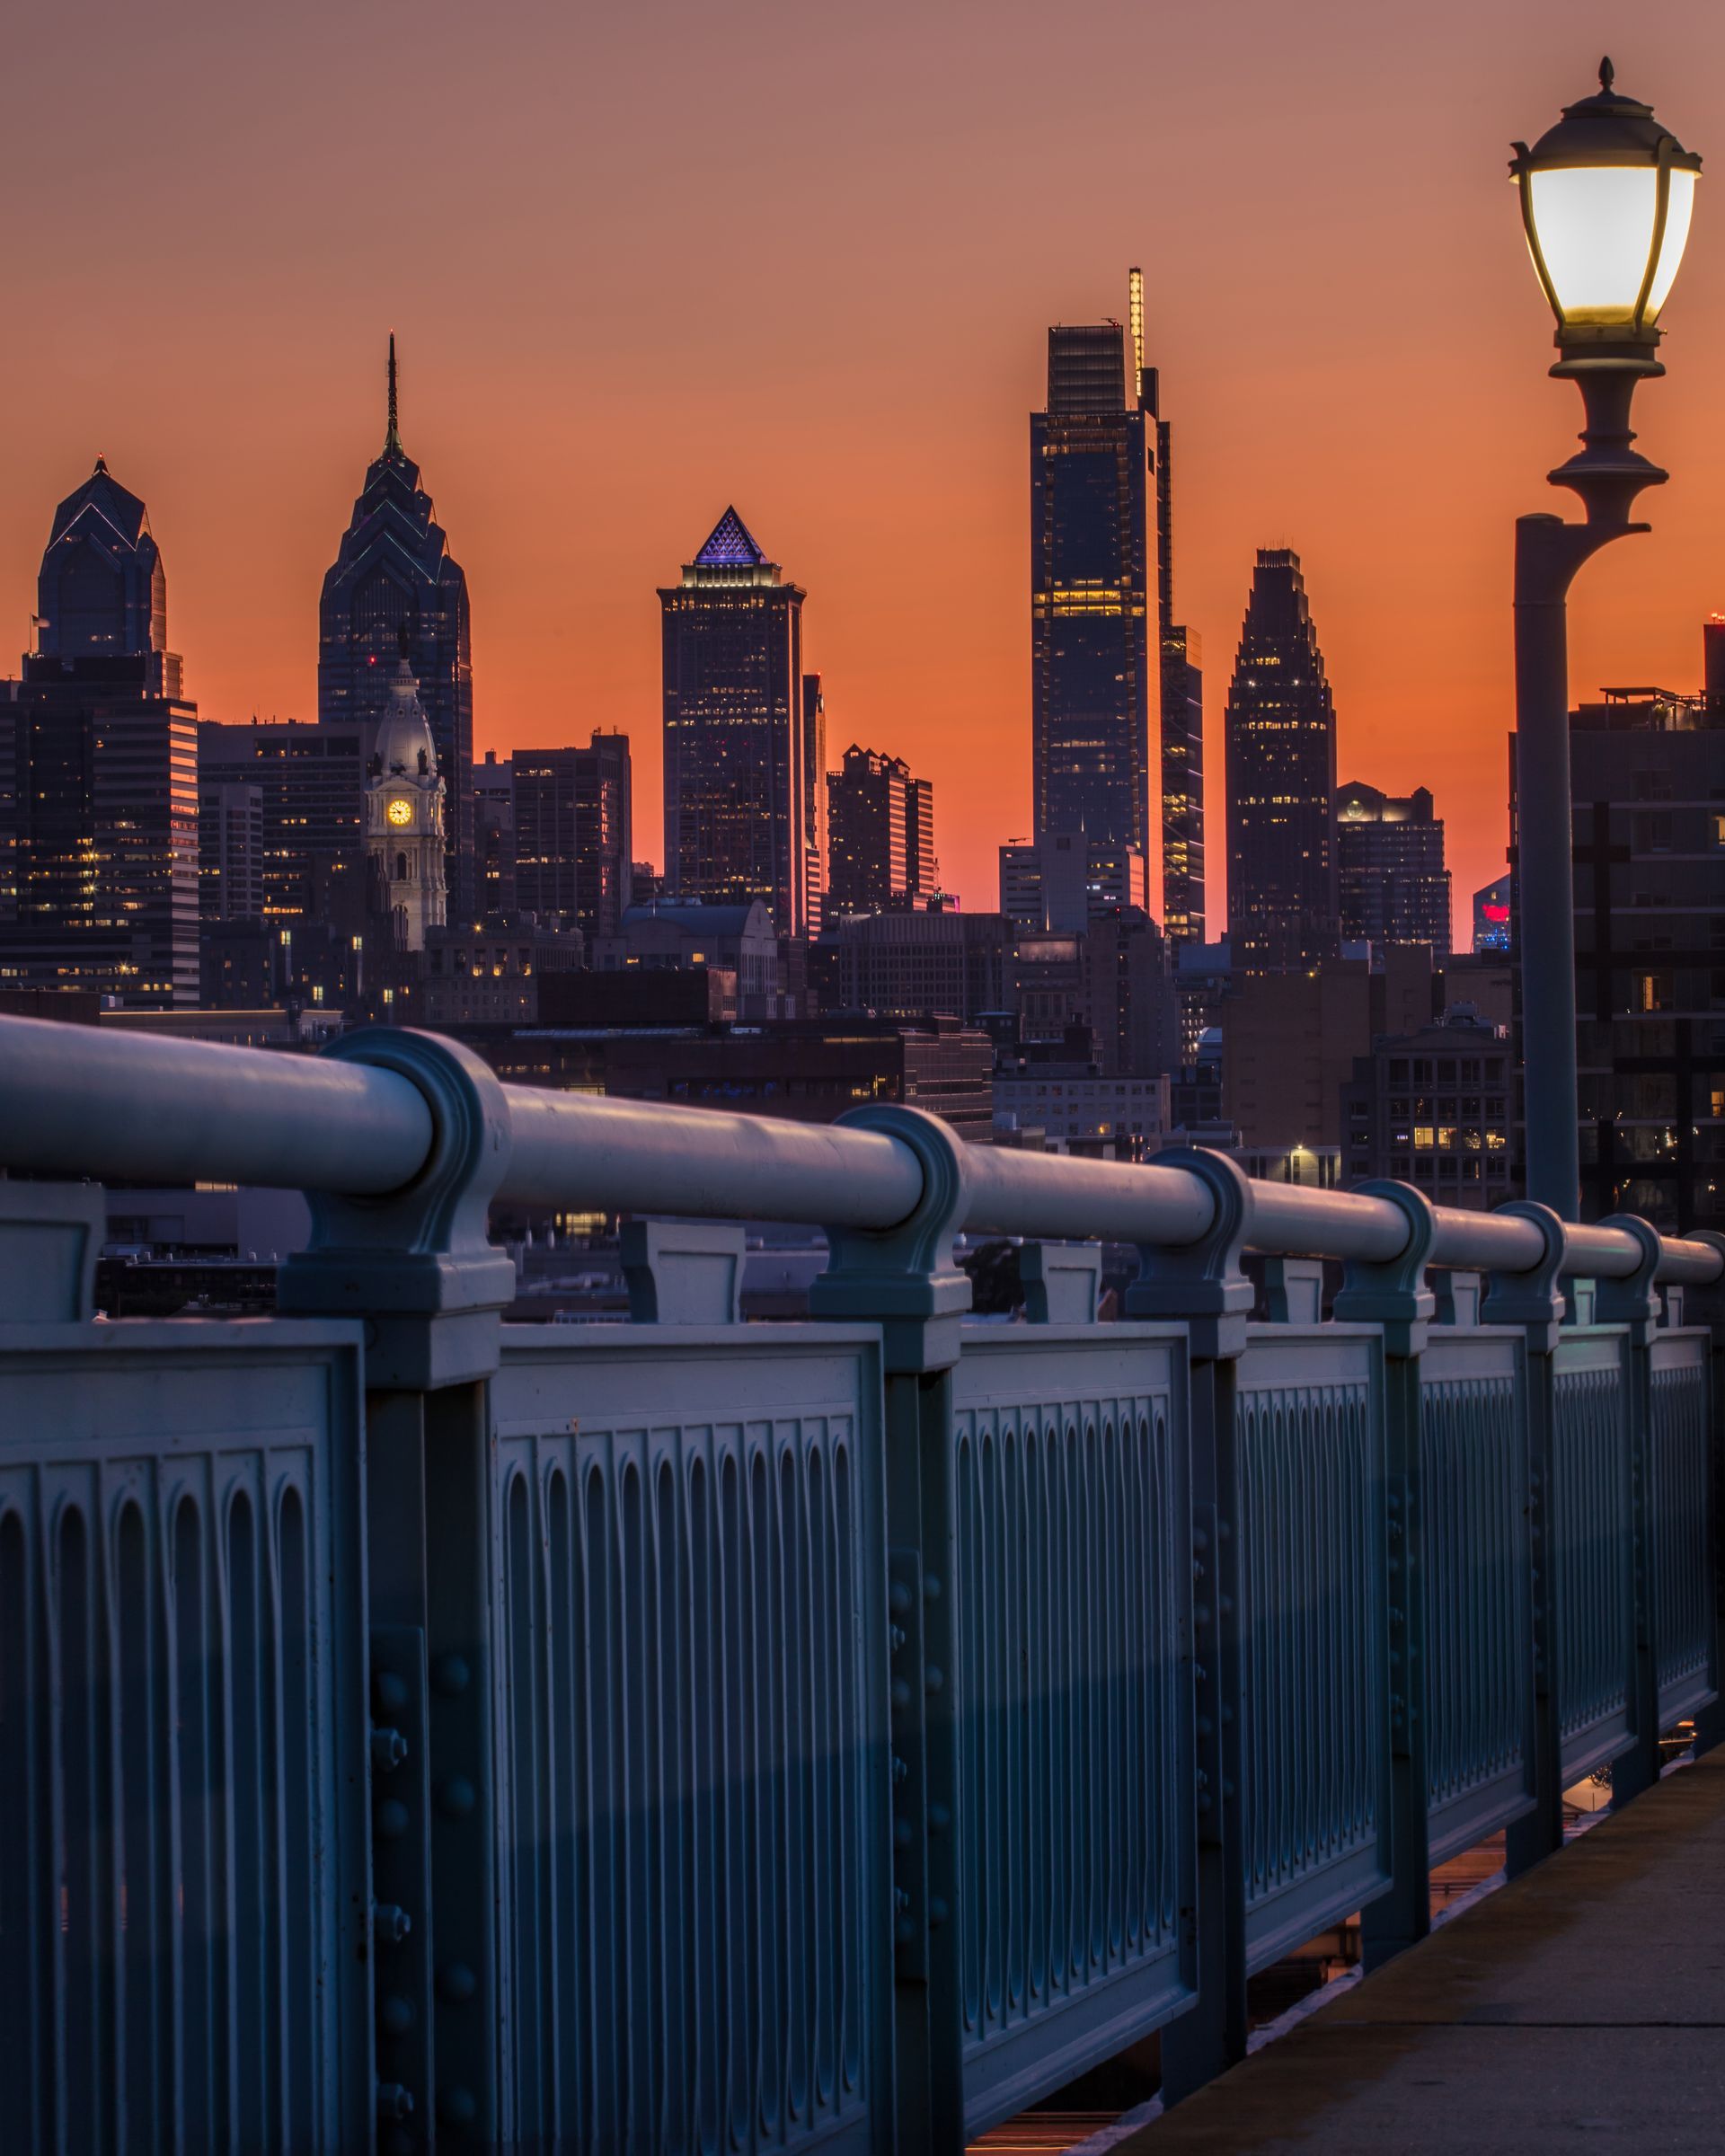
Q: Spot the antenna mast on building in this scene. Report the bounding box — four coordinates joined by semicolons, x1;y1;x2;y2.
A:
1128;266;1146;380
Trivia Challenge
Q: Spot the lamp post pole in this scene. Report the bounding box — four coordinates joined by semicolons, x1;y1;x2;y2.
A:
1514;367;1662;1221
1510;60;1699;1220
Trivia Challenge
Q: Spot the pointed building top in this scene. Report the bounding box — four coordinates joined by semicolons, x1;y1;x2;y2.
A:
93;455;109;477
693;505;768;569
385;333;402;455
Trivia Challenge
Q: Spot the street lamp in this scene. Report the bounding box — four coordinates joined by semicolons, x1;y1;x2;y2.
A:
1509;58;1699;1219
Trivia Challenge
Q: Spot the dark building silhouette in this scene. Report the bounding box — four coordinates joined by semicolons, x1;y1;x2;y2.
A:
35;459;181;696
0;464;198;1005
1140;308;1205;939
318;339;474;915
512;734;633;941
659;508;809;936
197;719;367;923
1031;321;1151;853
826;745;938;915
1509;650;1725;1233
1225;549;1340;975
1336;781;1452;953
802;674;827;935
1340;1008;1513;1209
473;751;516;915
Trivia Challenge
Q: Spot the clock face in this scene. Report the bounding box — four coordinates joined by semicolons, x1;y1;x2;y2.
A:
386;798;413;827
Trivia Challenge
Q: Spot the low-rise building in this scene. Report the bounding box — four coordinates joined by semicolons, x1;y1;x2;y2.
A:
1339;1007;1513;1207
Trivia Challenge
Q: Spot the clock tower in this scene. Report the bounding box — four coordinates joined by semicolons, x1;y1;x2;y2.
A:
367;652;447;950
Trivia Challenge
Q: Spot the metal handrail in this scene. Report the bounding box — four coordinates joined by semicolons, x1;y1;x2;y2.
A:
0;1012;1718;1291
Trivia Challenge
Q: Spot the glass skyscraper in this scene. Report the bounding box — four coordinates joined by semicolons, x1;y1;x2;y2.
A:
0;463;199;1006
659;508;809;937
318;340;474;916
1030;323;1151;853
1225;548;1340;975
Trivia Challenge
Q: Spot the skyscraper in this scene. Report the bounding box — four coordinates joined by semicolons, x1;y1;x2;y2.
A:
659;508;809;936
35;458;181;695
1134;264;1206;943
0;462;198;1005
1031;320;1151;852
513;734;633;941
1336;782;1452;952
318;339;474;915
1225;548;1340;975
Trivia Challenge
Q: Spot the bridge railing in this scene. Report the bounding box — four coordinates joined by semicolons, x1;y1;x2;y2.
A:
0;1012;1719;2153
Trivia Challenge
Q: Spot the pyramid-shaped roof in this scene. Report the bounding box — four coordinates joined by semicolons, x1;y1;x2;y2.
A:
49;458;151;551
693;505;768;569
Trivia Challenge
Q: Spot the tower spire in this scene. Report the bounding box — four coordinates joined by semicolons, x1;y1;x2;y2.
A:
385;332;401;454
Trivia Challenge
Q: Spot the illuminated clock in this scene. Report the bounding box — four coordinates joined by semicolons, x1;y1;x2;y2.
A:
386;798;413;827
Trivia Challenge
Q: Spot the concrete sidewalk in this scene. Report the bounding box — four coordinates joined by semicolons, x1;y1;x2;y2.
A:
1121;1752;1725;2154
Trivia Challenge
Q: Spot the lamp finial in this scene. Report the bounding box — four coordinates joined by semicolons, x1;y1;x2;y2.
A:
1599;56;1614;94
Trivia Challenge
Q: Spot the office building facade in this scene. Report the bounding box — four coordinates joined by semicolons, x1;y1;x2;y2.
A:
197;719;367;924
1336;781;1452;952
1142;344;1205;940
1225;548;1340;974
0;464;198;1006
318;341;474;915
826;744;938;915
660;508;809;936
999;831;1147;934
513;733;632;941
1031;321;1151;852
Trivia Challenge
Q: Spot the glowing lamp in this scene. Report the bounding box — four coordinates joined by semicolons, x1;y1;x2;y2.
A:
1512;57;1699;345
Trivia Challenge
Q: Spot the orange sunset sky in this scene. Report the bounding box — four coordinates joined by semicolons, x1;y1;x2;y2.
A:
4;1;1724;942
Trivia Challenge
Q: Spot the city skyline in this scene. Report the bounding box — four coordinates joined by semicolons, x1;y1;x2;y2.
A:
3;5;1722;939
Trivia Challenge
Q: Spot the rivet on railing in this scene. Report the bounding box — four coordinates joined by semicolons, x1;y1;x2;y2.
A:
436;1776;476;1820
376;2083;414;2124
436;1964;477;2005
375;1798;410;1841
371;1726;408;1772
379;1994;415;2037
438;2087;478;2127
430;1653;471;1697
374;1903;411;1946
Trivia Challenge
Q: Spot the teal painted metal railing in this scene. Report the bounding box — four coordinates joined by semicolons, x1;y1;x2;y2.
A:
0;1011;1720;2152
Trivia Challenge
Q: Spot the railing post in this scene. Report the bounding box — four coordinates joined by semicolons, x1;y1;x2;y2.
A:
1123;1149;1253;2108
1332;1181;1437;1973
279;1028;517;2152
809;1104;971;2156
1597;1215;1665;1806
1482;1201;1568;1877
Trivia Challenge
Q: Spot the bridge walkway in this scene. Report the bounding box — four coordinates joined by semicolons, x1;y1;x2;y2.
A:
1122;1751;1725;2154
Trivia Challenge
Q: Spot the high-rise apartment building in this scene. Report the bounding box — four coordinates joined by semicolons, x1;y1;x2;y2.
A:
1225;548;1340;974
1336;781;1452;952
0;464;198;1005
660;508;809;936
513;734;632;941
318;340;474;915
1031;319;1150;853
826;744;939;915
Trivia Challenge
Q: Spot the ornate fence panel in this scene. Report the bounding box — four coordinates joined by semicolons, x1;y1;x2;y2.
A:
1648;1329;1716;1729
1552;1328;1637;1782
487;1323;891;2156
1417;1330;1536;1863
0;1321;373;2156
947;1326;1194;2134
1234;1328;1393;1972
